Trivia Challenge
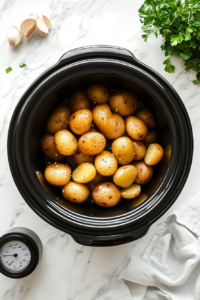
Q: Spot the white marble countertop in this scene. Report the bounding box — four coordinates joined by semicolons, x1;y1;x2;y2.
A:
0;0;200;299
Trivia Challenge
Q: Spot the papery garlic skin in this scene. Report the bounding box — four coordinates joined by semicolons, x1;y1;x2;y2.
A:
7;26;22;47
42;15;52;30
36;16;49;36
20;17;36;39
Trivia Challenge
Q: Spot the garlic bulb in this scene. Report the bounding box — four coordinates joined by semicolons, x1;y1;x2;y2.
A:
36;16;49;36
42;15;52;30
20;17;36;39
7;26;22;47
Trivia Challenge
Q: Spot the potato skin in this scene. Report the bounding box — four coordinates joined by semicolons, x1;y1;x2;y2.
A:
92;182;121;207
62;181;89;203
121;183;141;199
72;163;96;183
135;109;156;128
78;132;106;155
72;149;95;166
41;134;64;161
132;140;146;161
111;137;135;165
46;106;71;135
163;144;171;165
133;161;153;184
87;84;109;104
55;130;78;155
69;90;90;113
126;116;148;140
113;165;138;188
69;109;93;135
109;90;138;116
144;143;164;166
142;129;157;144
44;163;71;186
95;151;118;176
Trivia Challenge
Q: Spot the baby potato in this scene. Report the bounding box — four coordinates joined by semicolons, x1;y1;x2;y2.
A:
111;137;134;165
44;163;71;186
144;143;164;166
95;151;118;176
126;116;148;140
87;84;109;104
72;149;95;166
163;144;171;165
133;161;153;184
121;183;141;199
69;109;93;135
109;90;138;116
72;163;96;183
135;109;156;128
92;182;121;207
41;134;64;161
78;132;106;155
46;105;71;135
142;129;157;144
113;165;138;188
132;140;146;161
55;130;78;155
62;181;89;203
90;171;106;184
69;90;91;113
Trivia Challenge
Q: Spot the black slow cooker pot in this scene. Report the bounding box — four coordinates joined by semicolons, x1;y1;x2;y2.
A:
8;45;193;246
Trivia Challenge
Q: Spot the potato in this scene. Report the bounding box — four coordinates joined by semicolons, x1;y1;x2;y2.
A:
95;151;118;176
135;109;156;128
88;123;99;133
109;90;138;116
85;182;99;191
54;130;78;155
113;165;138;188
142;129;157;144
72;149;95;166
44;163;71;186
90;171;105;184
92;182;121;207
87;84;109;104
111;137;134;165
163;144;171;165
121;183;141;199
41;134;64;161
132;140;146;161
46;105;71;135
78;132;106;155
126;116;148;140
144;143;164;166
69;109;93;135
62;181;89;203
133;161;153;184
72;163;96;183
69;90;90;113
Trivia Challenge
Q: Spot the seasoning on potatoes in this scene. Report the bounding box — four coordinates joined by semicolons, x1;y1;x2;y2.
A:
132;140;146;161
163;144;171;165
144;143;164;166
72;163;96;183
46;105;71;135
126;116;148;140
111;137;134;165
133;161;153;184
44;163;71;186
92;182;121;207
135;108;156;128
54;130;78;155
109;90;138;116
69;90;91;113
142;129;157;144
90;171;105;184
87;84;109;104
62;181;89;203
121;183;141;199
69;109;93;135
95;151;118;176
113;165;138;188
41;134;64;161
72;149;95;166
78;132;106;155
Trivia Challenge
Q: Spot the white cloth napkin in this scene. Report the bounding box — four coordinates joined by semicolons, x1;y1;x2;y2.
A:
97;191;200;300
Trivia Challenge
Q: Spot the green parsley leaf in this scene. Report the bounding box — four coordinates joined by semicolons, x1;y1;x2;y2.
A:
180;53;191;60
5;67;12;74
19;63;27;68
163;58;175;73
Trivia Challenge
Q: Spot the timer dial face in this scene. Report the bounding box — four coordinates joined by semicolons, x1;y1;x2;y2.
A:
0;240;31;272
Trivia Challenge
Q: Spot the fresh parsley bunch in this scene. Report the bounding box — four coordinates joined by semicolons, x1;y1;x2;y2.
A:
139;0;200;84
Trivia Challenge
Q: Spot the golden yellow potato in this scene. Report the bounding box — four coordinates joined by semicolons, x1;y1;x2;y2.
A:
113;165;138;188
44;163;71;186
69;109;93;135
78;132;106;155
72;149;95;166
132;140;146;161
111;137;134;165
163;144;171;165
121;183;141;199
90;171;105;184
72;163;96;183
92;182;121;207
46;106;71;135
95;151;118;176
41;134;64;161
54;130;78;155
62;181;89;203
87;84;109;104
135;109;156;128
109;90;138;116
133;161;153;184
126;116;148;140
142;129;157;144
144;143;164;166
69;90;91;113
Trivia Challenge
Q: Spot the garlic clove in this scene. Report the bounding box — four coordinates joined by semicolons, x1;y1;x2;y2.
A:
42;14;52;30
36;16;49;36
20;17;36;39
7;26;22;47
